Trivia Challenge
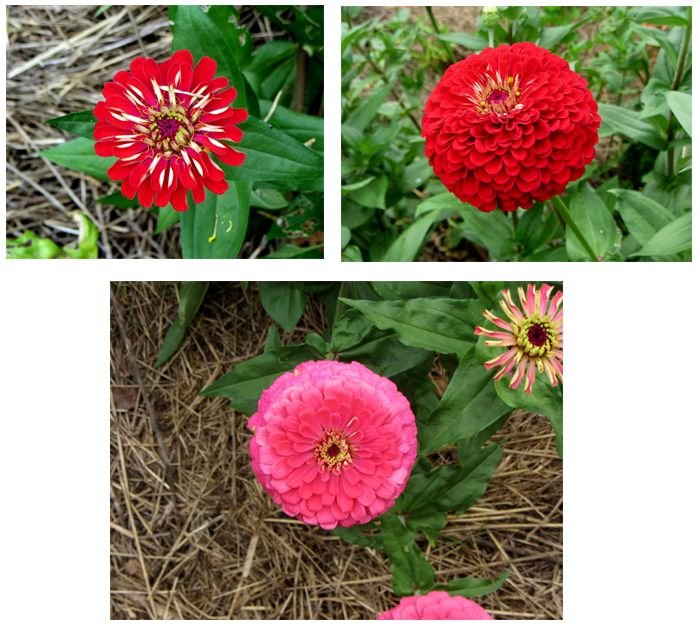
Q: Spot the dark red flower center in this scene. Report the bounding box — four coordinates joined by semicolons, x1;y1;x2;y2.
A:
527;323;548;347
471;73;523;116
517;317;558;358
314;430;353;472
145;107;195;156
157;117;184;140
487;89;509;105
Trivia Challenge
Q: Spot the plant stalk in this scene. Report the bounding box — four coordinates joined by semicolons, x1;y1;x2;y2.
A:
426;7;456;63
666;7;692;177
551;195;599;261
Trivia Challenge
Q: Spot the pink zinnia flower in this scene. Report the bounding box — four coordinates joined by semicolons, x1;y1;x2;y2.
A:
94;50;247;212
248;360;417;530
475;283;563;394
377;591;493;620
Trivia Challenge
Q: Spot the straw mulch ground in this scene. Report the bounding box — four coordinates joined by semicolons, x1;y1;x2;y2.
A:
7;5;174;258
110;282;562;620
6;6;300;258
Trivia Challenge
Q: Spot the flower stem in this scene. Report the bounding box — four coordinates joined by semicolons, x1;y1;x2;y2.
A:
426;7;456;64
666;6;692;177
551;195;599;262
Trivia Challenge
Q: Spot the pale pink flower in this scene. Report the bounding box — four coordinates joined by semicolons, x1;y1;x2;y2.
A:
475;283;563;394
248;360;417;529
377;591;493;620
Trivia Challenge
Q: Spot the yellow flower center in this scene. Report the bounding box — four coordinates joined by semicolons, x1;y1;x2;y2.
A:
314;430;353;471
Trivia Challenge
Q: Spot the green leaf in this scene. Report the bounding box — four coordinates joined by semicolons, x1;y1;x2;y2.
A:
396;443;502;516
222;117;323;191
339;333;433;378
371;282;452;300
264;244;323;259
435;32;488;50
250;188;289;210
628;6;690;27
382;208;454;262
41;137;115;181
258;282;307;333
495;379;563;457
404;512;447;545
170;5;248;109
609;189;674;247
631;212;691;257
420;352;511;454
381;512;435;596
565;183;619;261
665;91;691;138
155;282;209;367
345;176;388;209
155;204;180;235
6;212;98;259
414;192;514;258
96;191;139;210
339;298;484;358
598;103;666;150
537;23;578;50
179;181;250;259
344;81;395;132
259;100;324;152
46;110;96;140
201;341;319;414
443;571;509;598
62;212;99;259
332;521;384;549
6;231;62;259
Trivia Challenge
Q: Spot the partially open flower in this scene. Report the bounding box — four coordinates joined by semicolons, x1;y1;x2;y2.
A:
377;591;493;620
423;42;600;212
475;283;563;394
248;360;417;529
94;50;247;211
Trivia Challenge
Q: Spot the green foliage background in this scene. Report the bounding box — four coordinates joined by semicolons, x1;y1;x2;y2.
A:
341;6;692;262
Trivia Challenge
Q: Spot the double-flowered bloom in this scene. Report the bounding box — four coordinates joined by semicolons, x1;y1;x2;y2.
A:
423;43;600;212
248;360;417;530
94;50;247;211
377;591;493;620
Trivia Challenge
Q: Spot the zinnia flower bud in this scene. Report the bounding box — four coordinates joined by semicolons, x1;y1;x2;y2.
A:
94;50;247;211
475;283;563;394
423;42;600;212
377;591;494;620
248;360;417;530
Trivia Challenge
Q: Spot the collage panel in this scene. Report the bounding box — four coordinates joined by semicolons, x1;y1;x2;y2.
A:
110;281;563;619
6;5;324;259
341;5;692;262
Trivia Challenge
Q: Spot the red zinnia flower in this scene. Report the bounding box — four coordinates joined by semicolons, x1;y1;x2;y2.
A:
94;50;247;212
423;42;600;212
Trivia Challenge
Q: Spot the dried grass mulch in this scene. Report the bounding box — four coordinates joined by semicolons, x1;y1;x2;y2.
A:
110;282;562;619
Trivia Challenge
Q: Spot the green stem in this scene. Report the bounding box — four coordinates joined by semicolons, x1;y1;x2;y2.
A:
510;210;519;232
426;7;456;63
671;7;692;92
363;46;422;133
666;7;692;177
488;28;495;48
551;195;599;262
